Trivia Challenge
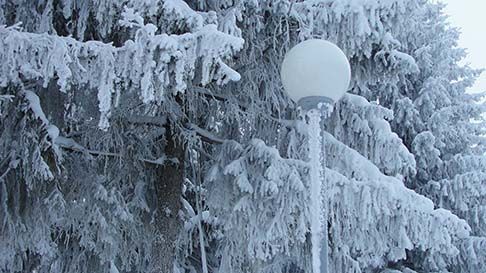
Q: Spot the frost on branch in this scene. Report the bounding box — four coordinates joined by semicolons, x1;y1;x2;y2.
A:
0;90;60;186
326;94;416;179
0;19;243;129
1;1;485;273
426;103;486;156
205;139;311;273
0;86;156;273
423;171;486;237
453;237;486;273
324;132;470;273
291;0;416;56
412;131;442;183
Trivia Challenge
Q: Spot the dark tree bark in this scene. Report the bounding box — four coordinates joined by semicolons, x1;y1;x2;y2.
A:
151;123;185;273
38;80;67;128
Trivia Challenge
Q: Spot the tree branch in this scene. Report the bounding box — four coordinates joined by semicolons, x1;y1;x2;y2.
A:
55;136;177;166
191;86;298;128
118;88;297;145
185;124;225;144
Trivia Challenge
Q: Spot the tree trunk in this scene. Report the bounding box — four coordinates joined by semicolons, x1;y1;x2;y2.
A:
151;124;184;273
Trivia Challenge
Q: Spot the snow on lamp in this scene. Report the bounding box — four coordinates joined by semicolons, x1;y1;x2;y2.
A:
281;39;351;273
281;39;351;109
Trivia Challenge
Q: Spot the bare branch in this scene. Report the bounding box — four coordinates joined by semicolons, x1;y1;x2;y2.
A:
187;124;225;144
55;136;176;166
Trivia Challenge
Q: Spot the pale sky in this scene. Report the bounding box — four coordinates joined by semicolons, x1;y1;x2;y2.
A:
442;0;486;93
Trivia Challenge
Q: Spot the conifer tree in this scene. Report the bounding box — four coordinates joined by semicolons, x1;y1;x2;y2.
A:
0;1;484;273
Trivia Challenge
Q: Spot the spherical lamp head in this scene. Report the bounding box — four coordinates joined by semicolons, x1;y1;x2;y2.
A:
281;39;351;108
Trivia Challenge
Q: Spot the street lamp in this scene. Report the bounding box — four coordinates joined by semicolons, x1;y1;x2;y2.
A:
281;39;351;273
281;39;350;108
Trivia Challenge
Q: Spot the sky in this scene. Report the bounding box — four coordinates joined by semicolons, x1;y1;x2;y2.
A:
442;0;486;93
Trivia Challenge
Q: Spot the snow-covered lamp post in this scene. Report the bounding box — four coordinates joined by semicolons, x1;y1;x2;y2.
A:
281;39;351;273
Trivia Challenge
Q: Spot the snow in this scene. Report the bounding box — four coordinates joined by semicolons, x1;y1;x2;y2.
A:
24;90;59;141
23;91;48;124
324;131;472;272
162;0;204;31
1;1;485;273
0;15;243;129
306;109;327;273
110;261;119;273
307;109;325;273
328;93;416;178
206;139;311;272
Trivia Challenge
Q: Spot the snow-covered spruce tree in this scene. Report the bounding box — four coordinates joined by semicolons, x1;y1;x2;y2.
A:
0;1;483;273
288;0;485;272
333;1;486;272
178;1;481;273
0;1;315;273
0;1;246;273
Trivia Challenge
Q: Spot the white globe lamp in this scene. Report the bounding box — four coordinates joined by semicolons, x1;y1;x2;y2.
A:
281;39;351;273
281;39;351;109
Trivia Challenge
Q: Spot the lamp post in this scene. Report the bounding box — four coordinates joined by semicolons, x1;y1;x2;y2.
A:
281;39;351;273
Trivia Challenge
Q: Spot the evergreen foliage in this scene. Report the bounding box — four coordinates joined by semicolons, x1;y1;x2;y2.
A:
0;1;484;273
